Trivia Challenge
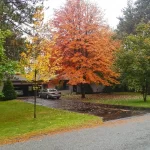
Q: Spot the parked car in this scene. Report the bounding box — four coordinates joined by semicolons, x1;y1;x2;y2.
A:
15;89;24;96
38;88;61;99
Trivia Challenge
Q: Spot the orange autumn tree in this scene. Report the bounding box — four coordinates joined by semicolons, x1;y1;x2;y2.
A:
52;0;120;98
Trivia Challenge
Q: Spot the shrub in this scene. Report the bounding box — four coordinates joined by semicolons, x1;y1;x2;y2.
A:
2;79;16;100
0;92;4;100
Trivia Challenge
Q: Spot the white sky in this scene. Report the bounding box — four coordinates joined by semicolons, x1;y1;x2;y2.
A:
44;0;133;29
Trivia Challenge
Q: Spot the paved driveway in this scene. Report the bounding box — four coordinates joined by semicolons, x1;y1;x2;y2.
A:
1;114;150;150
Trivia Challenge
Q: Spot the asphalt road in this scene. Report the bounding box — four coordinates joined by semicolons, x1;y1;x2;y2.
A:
1;114;150;150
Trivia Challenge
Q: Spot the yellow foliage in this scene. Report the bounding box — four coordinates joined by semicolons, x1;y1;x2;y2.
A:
20;37;61;83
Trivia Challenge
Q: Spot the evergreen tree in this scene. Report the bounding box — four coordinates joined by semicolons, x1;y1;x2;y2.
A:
2;79;16;100
134;0;150;24
117;1;135;38
117;0;150;38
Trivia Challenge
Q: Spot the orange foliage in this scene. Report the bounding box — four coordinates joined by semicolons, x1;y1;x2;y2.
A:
51;0;120;86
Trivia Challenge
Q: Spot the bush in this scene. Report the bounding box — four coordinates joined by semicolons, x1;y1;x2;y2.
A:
2;79;16;100
0;92;4;100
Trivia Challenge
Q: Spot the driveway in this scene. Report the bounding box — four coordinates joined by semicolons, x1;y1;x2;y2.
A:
1;113;150;150
21;97;147;121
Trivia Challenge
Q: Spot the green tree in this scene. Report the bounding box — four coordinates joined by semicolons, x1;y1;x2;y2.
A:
117;0;135;38
0;0;45;60
117;0;150;38
0;29;17;99
0;0;44;34
2;79;16;100
134;0;150;24
4;34;26;61
0;30;17;81
116;23;150;102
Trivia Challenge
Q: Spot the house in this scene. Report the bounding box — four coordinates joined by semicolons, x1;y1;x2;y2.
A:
56;80;104;94
0;75;105;97
0;74;47;97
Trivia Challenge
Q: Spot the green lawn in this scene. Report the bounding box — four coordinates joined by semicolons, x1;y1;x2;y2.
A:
0;100;102;144
93;97;150;108
84;93;150;108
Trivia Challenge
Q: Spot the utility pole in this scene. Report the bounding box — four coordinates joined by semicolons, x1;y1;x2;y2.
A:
33;69;37;118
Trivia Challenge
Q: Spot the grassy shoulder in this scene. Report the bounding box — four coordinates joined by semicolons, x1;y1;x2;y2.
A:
0;100;102;145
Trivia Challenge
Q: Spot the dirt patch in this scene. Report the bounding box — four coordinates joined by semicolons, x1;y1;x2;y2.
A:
21;97;148;121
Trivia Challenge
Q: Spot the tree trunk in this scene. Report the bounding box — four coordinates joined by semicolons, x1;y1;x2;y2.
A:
144;95;146;102
80;83;85;98
143;81;148;102
143;91;147;102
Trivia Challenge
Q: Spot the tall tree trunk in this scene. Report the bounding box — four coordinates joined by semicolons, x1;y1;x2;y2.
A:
143;91;147;102
143;81;148;102
80;83;85;98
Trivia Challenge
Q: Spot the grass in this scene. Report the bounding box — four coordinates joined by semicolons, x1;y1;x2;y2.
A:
0;100;102;145
63;92;150;108
93;97;150;108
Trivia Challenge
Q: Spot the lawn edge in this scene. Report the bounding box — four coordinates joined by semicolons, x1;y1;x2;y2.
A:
0;119;102;146
90;102;150;111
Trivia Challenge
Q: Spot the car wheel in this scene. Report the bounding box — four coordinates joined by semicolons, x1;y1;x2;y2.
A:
57;97;60;99
46;95;49;99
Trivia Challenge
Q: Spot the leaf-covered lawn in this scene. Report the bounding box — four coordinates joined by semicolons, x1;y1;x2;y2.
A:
62;92;141;101
94;98;150;108
63;92;150;108
0;100;102;144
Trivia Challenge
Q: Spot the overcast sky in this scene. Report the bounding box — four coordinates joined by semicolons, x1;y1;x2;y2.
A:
44;0;133;29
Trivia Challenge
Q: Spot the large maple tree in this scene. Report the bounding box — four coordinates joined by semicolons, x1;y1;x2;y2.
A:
52;0;120;98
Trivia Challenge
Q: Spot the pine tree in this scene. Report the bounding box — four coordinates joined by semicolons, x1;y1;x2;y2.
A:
2;79;16;100
117;0;150;38
117;0;135;38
